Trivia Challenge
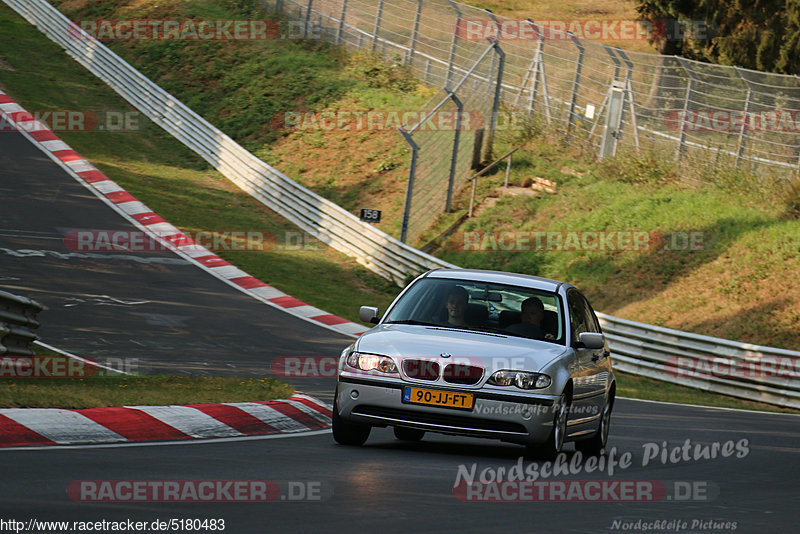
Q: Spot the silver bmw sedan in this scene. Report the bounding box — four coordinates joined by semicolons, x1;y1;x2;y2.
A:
333;268;615;458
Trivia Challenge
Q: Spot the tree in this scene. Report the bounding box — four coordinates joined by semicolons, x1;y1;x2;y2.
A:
636;0;800;75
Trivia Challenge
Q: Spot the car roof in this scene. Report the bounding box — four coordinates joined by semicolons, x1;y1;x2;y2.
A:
423;268;569;293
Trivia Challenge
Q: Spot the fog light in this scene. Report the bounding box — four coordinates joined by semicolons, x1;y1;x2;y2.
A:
350;390;359;400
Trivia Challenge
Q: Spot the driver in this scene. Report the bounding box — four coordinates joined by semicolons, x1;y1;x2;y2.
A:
444;286;469;327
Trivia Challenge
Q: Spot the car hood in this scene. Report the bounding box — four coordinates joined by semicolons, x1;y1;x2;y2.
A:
354;324;568;373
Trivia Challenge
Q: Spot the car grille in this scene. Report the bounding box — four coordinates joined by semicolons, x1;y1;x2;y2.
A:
402;359;440;380
443;364;483;385
352;405;527;435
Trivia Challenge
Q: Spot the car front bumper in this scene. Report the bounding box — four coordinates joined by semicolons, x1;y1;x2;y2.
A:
337;376;560;446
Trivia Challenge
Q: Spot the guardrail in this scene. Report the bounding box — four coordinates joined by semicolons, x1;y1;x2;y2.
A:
5;0;798;409
0;289;43;357
598;313;800;409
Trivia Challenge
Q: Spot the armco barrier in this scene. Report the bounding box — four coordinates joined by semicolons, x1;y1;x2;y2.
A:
598;313;800;409
0;289;43;357
5;0;798;409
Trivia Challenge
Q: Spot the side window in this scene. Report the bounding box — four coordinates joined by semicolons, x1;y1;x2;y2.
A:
579;293;601;333
567;291;588;343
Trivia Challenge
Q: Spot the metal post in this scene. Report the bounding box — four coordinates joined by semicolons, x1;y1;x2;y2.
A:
598;81;626;160
372;0;384;53
275;0;283;17
504;152;512;188
734;67;753;167
483;37;505;163
446;0;462;88
527;20;545;116
407;0;422;66
398;128;419;243
445;89;463;213
567;32;585;135
304;0;314;38
335;0;348;45
676;58;695;160
616;48;640;151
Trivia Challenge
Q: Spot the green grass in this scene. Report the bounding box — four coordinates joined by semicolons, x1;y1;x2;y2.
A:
0;375;293;409
1;1;798;414
615;371;798;414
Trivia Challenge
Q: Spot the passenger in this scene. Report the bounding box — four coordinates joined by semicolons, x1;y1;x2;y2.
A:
506;297;554;340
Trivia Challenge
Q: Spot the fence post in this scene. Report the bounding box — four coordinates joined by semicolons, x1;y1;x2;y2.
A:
372;0;385;53
616;48;640;151
567;32;585;135
734;67;753;168
598;81;626;160
446;0;462;88
304;0;314;38
483;39;504;162
398;128;419;243
335;0;348;45
676;57;695;160
445;89;463;213
407;0;423;66
275;0;284;17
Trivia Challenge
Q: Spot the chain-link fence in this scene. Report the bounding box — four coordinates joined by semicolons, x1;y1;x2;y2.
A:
397;40;501;244
265;0;800;241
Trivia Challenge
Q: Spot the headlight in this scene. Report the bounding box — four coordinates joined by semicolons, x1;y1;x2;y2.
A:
346;352;398;374
488;370;551;389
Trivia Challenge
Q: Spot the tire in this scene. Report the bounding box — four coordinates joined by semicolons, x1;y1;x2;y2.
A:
526;390;570;460
332;387;371;446
393;426;425;442
575;387;614;456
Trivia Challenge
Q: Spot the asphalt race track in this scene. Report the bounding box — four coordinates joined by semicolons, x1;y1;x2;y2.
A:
1;127;799;533
0;128;351;398
1;401;798;533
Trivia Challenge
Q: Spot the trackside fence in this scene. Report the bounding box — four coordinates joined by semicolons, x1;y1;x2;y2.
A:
269;0;800;176
5;0;799;409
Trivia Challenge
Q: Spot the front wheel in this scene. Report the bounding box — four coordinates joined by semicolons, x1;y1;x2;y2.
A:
575;388;614;456
526;391;570;460
332;387;371;446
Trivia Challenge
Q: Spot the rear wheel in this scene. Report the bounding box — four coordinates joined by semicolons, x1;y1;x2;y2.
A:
526;390;570;459
332;387;371;446
393;426;425;442
575;387;614;456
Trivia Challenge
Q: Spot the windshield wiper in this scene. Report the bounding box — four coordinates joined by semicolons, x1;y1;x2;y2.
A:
384;319;440;327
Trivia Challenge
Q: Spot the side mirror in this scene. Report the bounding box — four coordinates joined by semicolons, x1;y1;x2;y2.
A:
359;306;380;324
577;332;605;350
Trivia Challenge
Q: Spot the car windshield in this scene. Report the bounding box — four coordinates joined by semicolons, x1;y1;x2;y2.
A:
383;277;565;345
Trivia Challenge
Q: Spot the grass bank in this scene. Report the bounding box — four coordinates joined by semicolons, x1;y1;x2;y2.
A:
0;375;293;409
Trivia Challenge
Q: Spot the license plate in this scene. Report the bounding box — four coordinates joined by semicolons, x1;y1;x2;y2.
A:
403;387;474;410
